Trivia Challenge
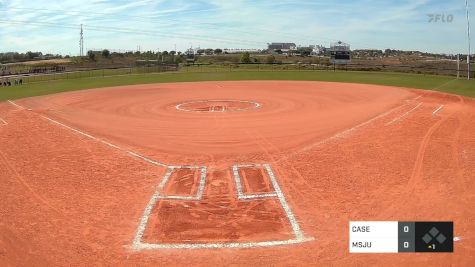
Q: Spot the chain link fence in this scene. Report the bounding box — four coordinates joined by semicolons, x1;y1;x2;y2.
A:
1;62;473;85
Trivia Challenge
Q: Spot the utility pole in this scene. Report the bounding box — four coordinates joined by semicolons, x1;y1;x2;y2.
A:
457;54;460;79
79;24;84;57
465;0;471;80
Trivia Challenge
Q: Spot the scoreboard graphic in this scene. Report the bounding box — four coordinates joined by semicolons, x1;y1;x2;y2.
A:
349;221;453;253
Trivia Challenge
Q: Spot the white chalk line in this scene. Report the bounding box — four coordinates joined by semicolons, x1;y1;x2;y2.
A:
233;164;306;240
239;193;278;199
263;164;305;240
133;163;312;250
384;103;423;126
9;99;168;169
40;114;311;250
0;117;7;126
135;238;313;250
132;165;208;248
232;164;278;200
157;165;207;200
432;105;444;116
7;100;25;110
278;99;417;163
175;99;261;113
40;115;169;168
18;100;311;250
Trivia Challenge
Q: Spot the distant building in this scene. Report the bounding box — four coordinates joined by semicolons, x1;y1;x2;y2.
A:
311;45;325;56
223;48;262;54
268;43;297;53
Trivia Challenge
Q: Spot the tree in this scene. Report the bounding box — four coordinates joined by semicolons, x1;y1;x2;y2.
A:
298;47;312;57
102;49;110;58
26;51;34;59
87;50;95;60
240;52;251;63
196;49;205;55
169;51;176;56
266;55;275;64
162;51;169;56
214;48;223;54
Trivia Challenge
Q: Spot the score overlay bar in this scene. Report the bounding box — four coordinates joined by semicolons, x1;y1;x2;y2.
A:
349;221;453;253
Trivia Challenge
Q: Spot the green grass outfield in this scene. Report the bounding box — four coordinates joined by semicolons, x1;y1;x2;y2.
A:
1;70;474;101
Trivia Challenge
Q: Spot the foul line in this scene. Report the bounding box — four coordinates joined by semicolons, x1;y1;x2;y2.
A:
41;115;168;168
432;105;444;116
0;117;7;126
278;99;417;162
15;100;313;250
385;103;423;126
38;114;311;250
7;100;25;110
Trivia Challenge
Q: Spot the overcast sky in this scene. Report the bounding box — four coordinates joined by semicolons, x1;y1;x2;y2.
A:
0;0;473;55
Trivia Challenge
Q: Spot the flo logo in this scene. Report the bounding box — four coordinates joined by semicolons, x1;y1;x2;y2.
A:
428;14;454;23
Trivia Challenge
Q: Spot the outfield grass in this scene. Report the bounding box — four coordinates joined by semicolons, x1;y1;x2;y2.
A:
0;70;474;101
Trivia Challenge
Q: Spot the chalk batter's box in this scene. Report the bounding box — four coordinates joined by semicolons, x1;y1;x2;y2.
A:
349;221;453;253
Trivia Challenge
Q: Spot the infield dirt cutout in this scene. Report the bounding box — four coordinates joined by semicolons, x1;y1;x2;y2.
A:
1;81;475;266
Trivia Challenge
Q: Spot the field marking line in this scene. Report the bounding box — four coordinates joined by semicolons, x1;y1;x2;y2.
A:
0;117;7;126
132;167;173;250
134;238;311;250
239;193;278;199
384;103;423;126
432;105;444;116
133;163;313;250
7;100;25;110
279;99;416;162
263;164;305;241
433;78;458;90
232;165;246;199
232;164;278;200
127;151;168;168
40;115;170;168
157;165;207;200
175;100;261;113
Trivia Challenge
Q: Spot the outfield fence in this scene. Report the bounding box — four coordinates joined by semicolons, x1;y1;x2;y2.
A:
180;62;475;78
1;62;474;85
1;65;178;84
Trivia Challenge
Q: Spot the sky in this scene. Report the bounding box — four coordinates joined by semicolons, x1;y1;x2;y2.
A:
0;0;473;55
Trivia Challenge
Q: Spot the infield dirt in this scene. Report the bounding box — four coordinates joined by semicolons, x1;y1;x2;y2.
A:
1;81;474;266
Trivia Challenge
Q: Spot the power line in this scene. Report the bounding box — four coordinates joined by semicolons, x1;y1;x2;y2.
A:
0;7;327;44
0;19;267;47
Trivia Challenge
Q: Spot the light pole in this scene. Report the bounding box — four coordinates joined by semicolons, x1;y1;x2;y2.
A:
466;0;471;80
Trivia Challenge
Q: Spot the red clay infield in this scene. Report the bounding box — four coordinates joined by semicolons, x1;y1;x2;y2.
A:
0;81;474;266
